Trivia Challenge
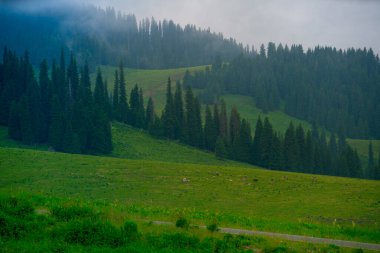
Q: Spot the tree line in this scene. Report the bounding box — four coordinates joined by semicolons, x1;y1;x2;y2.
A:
184;44;380;139
0;5;248;69
1;49;378;179
0;48;112;154
111;76;379;180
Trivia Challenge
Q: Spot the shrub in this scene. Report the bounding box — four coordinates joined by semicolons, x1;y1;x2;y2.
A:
51;205;96;221
207;222;219;232
56;219;125;247
175;217;189;229
0;196;34;217
123;220;139;241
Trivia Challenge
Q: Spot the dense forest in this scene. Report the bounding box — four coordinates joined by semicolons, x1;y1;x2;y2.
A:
0;48;112;154
1;49;379;179
184;44;380;139
0;5;248;68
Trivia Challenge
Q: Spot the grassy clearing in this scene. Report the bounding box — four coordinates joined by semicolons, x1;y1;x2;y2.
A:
92;65;207;112
111;122;248;167
1;147;379;243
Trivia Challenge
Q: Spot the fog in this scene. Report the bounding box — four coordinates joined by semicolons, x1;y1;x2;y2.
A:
3;0;380;54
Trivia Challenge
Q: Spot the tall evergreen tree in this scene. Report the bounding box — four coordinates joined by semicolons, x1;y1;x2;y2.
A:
162;77;176;138
219;99;228;140
367;141;375;178
118;61;129;123
204;105;215;151
283;122;298;170
252;116;263;164
173;81;184;140
229;106;241;145
112;70;119;120
146;97;155;131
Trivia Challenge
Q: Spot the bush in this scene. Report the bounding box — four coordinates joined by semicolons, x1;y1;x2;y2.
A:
51;205;96;221
207;222;219;232
0;196;34;217
123;220;139;241
56;219;125;247
175;217;189;229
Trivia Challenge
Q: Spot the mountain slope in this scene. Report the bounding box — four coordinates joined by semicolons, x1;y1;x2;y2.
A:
0;146;379;243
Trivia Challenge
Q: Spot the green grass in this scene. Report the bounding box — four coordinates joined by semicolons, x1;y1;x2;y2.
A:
347;139;380;162
1;195;370;253
111;122;248;167
92;65;207;112
92;64;380;160
1;147;379;243
221;94;312;133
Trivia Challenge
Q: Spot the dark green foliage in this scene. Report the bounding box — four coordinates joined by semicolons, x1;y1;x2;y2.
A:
206;222;219;232
0;197;37;239
57;219;125;247
118;61;129;123
162;78;176;139
185;44;380;139
175;217;190;229
204;105;217;151
184;86;203;147
51;205;97;221
367;141;375;178
123;221;139;241
1;49;113;154
173;81;184;140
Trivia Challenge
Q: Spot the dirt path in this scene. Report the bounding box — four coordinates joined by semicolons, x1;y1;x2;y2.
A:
151;221;380;251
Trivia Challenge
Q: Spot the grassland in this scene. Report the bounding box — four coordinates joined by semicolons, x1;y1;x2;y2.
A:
1;146;379;244
92;65;207;112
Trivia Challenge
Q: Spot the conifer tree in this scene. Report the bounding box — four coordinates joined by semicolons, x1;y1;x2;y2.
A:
112;70;119;120
174;81;184;140
229;106;241;145
283;122;298;170
162;77;176;138
129;84;140;126
118;61;129;123
219;100;228;141
252;116;263;164
367;141;375;178
204;105;216;151
39;59;51;142
136;87;145;128
234;119;251;162
146;97;155;131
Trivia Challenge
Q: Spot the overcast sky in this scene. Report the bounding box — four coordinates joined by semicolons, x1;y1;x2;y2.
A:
4;0;380;54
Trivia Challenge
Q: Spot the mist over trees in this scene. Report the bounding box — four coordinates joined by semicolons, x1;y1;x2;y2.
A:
0;5;248;69
184;43;380;139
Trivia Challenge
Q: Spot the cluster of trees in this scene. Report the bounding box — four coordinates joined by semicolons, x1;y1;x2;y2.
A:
0;48;112;154
184;44;380;139
120;79;367;179
0;5;248;69
367;142;380;180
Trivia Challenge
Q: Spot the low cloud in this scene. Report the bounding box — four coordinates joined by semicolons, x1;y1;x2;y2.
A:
3;0;380;54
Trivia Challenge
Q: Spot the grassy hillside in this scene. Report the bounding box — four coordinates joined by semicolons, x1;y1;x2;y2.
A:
1;147;379;244
92;65;207;112
0;124;246;167
111;122;248;167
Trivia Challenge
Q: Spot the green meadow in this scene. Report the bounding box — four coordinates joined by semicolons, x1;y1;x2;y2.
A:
1;146;379;244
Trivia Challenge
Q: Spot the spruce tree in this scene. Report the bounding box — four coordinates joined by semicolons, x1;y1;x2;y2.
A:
39;59;51;142
283;122;298;170
118;61;129;123
219;99;228;141
204;105;215;151
229;106;241;145
129;84;140;126
174;81;184;140
367;141;375;178
234;119;251;162
252;116;263;164
162;77;175;138
112;70;119;120
146;97;155;131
